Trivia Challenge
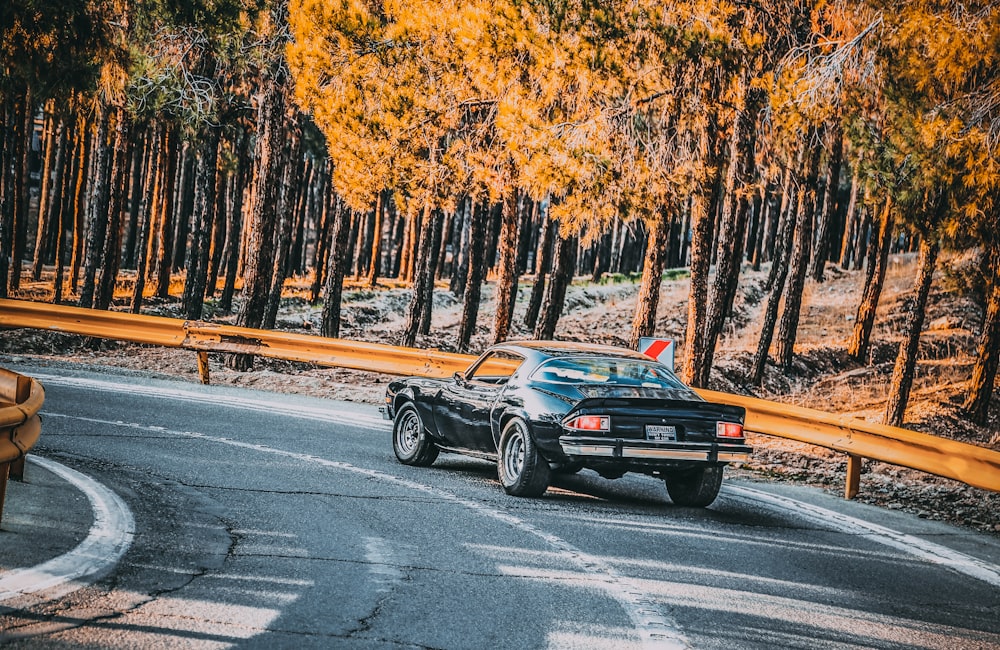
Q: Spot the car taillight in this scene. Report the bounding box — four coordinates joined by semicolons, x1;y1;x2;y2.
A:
717;422;743;438
565;415;610;432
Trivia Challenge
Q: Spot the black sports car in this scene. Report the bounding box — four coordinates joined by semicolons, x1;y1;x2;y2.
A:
384;341;750;507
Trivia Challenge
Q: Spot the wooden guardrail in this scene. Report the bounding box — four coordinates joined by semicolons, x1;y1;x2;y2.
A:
1;297;998;499
0;368;45;525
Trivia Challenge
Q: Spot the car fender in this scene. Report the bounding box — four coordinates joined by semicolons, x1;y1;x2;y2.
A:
491;404;532;447
491;405;567;463
390;382;442;438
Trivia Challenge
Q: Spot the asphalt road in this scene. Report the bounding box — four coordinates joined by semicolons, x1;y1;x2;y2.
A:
2;362;999;649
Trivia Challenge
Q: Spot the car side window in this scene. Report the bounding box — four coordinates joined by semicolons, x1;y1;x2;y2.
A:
466;351;524;386
531;357;686;389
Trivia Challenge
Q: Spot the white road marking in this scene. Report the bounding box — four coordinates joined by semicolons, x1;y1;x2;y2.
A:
728;485;1000;588
27;372;390;431
0;456;135;605
364;536;405;594
42;412;689;650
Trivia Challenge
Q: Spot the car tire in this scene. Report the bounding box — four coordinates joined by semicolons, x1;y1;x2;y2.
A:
664;465;723;507
498;418;550;497
392;403;439;466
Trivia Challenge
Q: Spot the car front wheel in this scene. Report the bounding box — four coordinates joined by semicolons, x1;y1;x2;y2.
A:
664;465;724;507
392;403;439;466
498;418;550;497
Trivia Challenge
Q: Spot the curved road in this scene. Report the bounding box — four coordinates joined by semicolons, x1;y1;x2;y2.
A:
2;363;999;649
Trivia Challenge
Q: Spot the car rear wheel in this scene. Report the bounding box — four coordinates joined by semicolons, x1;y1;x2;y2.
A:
498;418;550;497
393;403;439;466
664;465;723;507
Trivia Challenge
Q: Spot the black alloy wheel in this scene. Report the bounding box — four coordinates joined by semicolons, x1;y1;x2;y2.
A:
497;417;550;497
392;403;439;466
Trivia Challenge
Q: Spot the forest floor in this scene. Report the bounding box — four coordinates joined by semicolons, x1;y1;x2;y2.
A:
2;253;999;535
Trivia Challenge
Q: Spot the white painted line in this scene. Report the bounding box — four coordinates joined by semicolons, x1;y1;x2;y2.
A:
42;413;687;650
28;373;390;431
0;456;135;604
728;485;1000;588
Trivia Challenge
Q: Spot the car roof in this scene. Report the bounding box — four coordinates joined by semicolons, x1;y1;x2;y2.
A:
490;340;653;362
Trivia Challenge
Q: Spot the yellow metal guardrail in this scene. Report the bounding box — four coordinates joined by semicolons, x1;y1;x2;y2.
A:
0;367;45;525
1;297;998;498
0;298;472;380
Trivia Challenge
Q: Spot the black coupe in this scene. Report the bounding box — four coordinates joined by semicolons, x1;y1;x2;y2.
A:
384;341;750;507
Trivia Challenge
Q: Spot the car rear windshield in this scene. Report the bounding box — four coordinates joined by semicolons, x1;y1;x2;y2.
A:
530;357;686;389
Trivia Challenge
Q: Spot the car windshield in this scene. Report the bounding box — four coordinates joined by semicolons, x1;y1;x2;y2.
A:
530;357;686;389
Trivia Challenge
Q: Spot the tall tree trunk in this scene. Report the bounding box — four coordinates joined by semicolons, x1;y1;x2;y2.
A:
78;105;113;309
0;100;11;298
229;5;290;370
220;130;251;312
450;197;471;296
286;157;311;278
0;97;16;298
8;87;33;294
401;203;437;347
524;215;555;330
70;114;89;295
963;245;1000;425
132;122;163;313
171;145;195;272
838;172;861;269
122;130;146;269
205;155;229;298
309;162;332;304
534;232;578;340
629;211;671;349
884;236;939;426
69;116;90;293
32;108;59;280
183;128;221;319
809;122;843;282
153;125;180;298
848;197;895;362
264;125;302;329
367;190;385;287
419;207;445;335
321;198;350;338
53;118;74;304
682;195;715;386
491;191;521;344
750;200;797;385
458;201;487;353
95;113;132;311
698;91;761;385
775;131;823;370
399;211;416;283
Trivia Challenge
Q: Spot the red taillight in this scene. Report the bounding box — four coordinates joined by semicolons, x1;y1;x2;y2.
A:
717;422;743;438
565;415;610;432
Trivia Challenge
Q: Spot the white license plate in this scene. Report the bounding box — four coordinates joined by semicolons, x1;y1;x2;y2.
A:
645;424;676;441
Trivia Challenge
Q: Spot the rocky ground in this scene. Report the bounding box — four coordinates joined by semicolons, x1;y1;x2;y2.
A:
2;254;998;535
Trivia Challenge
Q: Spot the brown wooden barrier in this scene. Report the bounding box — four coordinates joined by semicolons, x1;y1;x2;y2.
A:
0;368;44;525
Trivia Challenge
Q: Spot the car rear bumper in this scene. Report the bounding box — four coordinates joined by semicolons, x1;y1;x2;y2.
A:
558;436;752;463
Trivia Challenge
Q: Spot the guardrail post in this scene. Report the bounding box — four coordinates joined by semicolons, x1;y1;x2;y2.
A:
845;454;862;499
0;462;9;527
197;351;210;385
9;456;25;481
10;375;31;482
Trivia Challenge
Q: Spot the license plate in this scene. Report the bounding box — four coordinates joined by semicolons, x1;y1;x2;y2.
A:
645;424;676;441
